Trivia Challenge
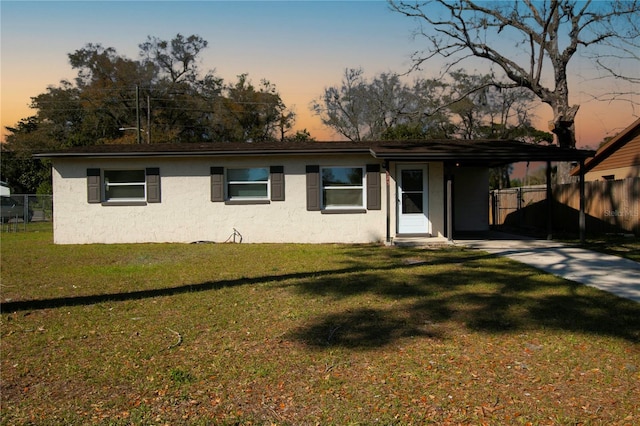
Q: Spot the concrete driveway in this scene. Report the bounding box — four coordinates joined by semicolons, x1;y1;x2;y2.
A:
455;232;640;303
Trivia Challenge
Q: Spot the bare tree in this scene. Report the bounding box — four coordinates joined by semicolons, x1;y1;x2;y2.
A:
390;0;640;148
311;68;449;141
311;68;368;141
445;70;539;140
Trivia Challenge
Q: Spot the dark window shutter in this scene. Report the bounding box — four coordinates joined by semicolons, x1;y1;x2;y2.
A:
306;165;320;211
211;167;224;202
366;164;381;210
270;166;285;201
87;168;101;204
146;168;161;203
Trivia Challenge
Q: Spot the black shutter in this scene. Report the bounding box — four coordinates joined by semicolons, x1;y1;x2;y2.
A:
366;164;381;210
306;165;320;211
270;166;285;201
87;168;101;204
211;167;224;202
146;168;161;203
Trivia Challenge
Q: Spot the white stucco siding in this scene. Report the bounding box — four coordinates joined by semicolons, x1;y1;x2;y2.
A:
51;155;387;244
428;163;446;238
387;162;446;238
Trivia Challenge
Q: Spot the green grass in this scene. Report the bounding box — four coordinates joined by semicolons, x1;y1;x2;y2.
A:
1;226;639;425
575;236;640;262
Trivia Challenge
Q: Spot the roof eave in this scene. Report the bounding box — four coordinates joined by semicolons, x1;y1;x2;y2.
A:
371;152;594;165
34;147;371;159
570;117;640;176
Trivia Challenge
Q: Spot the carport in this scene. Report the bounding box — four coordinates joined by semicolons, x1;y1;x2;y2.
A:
370;139;595;243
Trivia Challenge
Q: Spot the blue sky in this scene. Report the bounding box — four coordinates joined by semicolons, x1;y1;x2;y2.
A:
2;1;418;140
1;0;637;145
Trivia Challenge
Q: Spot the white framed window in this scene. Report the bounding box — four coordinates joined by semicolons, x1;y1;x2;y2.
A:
226;168;269;200
104;170;146;202
321;166;365;209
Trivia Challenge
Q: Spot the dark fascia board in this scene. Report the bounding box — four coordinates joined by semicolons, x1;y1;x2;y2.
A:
370;151;594;162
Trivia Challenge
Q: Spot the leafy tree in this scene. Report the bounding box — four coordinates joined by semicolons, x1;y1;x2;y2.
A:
67;43;155;142
7;33;294;147
1;117;52;193
137;34;220;142
219;74;290;142
2;34;298;193
139;34;208;84
283;129;316;142
390;0;640;149
381;123;432;140
276;108;297;142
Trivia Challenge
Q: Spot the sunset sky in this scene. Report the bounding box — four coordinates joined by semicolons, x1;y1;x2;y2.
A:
2;0;638;148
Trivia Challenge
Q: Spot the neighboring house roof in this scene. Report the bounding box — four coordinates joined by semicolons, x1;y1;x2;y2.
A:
570;117;640;177
35;139;593;167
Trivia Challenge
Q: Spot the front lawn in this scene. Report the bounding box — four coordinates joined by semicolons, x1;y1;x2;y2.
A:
577;236;640;262
1;228;638;425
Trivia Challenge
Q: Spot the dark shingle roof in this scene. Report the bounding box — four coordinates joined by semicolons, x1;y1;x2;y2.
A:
34;141;368;157
34;139;594;167
370;139;594;166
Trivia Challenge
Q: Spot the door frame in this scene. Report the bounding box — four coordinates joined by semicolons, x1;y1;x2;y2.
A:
396;164;430;235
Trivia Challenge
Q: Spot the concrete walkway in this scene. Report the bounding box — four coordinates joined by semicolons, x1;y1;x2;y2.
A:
455;232;640;303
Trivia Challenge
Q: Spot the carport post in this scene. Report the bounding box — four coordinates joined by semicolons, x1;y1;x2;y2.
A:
546;161;553;240
447;173;453;241
579;159;586;244
384;160;391;245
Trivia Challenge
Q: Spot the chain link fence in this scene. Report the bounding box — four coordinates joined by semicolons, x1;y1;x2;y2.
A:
1;194;53;232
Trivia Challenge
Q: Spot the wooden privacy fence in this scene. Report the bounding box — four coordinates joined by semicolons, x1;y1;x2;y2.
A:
490;177;639;235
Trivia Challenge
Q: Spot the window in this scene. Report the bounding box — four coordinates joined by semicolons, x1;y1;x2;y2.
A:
87;168;160;204
210;166;284;203
104;170;146;201
227;168;269;200
306;164;380;212
321;167;364;209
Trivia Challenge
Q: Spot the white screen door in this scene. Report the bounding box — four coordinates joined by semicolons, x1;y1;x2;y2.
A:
397;165;430;234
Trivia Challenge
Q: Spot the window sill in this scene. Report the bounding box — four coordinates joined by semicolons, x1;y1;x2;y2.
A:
321;209;367;214
101;201;148;206
224;199;271;205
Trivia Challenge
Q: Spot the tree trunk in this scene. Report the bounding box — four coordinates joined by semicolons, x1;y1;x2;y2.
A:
548;102;579;183
548;103;579;149
546;66;579;149
555;161;575;184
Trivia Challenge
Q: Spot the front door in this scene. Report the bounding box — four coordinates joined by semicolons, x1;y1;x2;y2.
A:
397;165;430;234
